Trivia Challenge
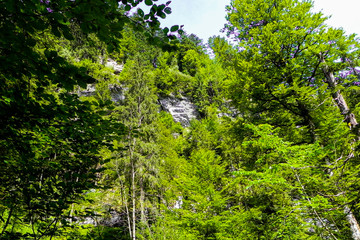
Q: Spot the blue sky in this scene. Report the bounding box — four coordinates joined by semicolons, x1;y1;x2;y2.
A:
156;0;360;42
159;0;230;42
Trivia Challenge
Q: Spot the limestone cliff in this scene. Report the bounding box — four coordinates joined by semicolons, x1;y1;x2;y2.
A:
78;58;200;127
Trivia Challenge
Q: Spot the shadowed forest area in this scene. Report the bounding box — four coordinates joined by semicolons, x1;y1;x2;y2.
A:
1;0;360;239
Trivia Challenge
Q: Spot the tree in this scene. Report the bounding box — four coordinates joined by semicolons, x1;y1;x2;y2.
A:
221;0;360;238
109;55;161;239
0;0;176;238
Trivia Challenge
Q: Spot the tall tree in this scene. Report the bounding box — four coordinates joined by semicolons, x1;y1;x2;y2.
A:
222;0;360;238
110;55;161;239
0;0;176;238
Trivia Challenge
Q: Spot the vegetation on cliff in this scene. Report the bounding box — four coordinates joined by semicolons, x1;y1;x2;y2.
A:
1;0;360;239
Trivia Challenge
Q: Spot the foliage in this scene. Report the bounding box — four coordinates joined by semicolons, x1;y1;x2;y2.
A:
218;0;360;238
0;0;176;238
2;0;360;239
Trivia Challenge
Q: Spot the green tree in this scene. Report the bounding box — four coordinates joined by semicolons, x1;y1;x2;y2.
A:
0;0;176;238
109;56;161;239
153;51;194;96
221;0;360;238
172;148;229;239
157;114;235;239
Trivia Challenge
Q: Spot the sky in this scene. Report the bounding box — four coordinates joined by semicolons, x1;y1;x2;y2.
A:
159;0;230;42
312;0;360;37
157;0;360;42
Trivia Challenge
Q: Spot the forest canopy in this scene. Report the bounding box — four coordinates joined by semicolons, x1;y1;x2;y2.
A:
1;0;360;239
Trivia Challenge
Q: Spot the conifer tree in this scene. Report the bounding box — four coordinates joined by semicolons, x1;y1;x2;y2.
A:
221;0;360;238
111;55;161;239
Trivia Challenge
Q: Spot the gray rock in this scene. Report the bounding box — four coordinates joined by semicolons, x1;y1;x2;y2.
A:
106;58;123;74
98;210;126;227
78;84;126;103
159;95;200;127
78;82;200;127
78;84;96;97
109;84;126;103
78;210;126;228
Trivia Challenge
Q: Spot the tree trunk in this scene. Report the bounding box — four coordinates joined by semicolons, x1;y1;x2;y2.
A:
345;206;360;240
119;178;132;239
140;177;146;233
321;54;360;240
127;130;137;240
320;55;359;131
132;161;136;240
1;206;14;236
129;136;137;240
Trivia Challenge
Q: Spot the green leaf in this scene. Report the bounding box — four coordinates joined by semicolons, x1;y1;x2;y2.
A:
170;25;179;32
61;26;74;40
5;0;15;13
164;7;171;14
150;4;158;13
52;12;65;23
107;44;115;53
144;32;152;40
163;27;169;35
168;34;177;40
157;4;165;11
1;96;11;104
137;8;144;17
145;0;153;6
158;11;166;19
78;80;87;89
125;4;131;11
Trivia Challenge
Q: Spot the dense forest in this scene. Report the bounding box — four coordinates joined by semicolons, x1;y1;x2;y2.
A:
1;0;360;239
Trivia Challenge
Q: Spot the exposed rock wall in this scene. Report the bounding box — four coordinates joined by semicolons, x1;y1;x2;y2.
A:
106;58;123;74
78;58;200;127
78;85;199;128
109;84;126;103
78;84;96;97
79;210;126;228
159;95;199;127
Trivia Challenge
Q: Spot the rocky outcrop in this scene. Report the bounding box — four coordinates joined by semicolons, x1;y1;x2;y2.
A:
78;58;200;127
78;84;96;97
77;83;125;103
159;95;200;127
78;84;201;128
106;58;123;74
79;210;126;228
109;84;126;103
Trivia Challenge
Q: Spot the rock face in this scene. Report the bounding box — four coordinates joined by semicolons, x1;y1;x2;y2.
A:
106;58;123;74
79;210;126;228
159;95;199;127
78;57;200;127
77;84;125;103
79;86;199;127
109;84;126;103
78;84;199;127
78;84;96;97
